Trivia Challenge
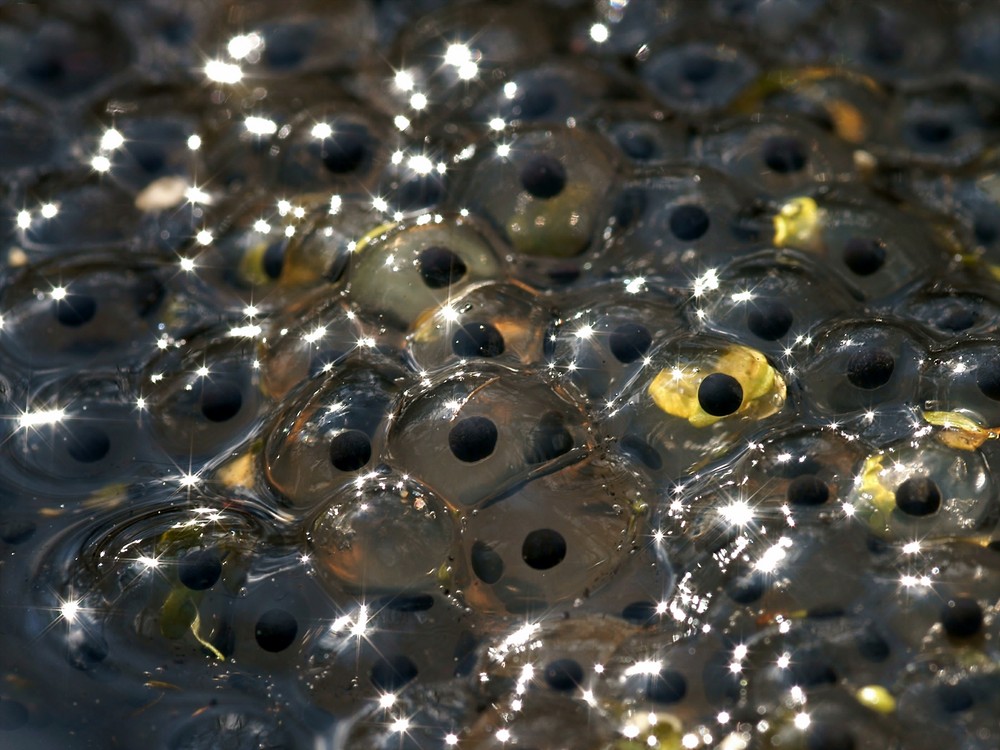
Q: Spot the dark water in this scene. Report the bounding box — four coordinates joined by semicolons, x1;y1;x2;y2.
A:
2;0;1000;748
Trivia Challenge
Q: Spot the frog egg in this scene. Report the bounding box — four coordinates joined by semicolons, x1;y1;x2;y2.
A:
895;282;1000;342
734;427;869;516
772;192;954;302
14;171;146;254
0;7;131;104
114;0;213;78
390;365;594;508
89;87;205;195
271;104;390;194
308;468;457;594
407;281;552;373
848;435;995;541
610;335;788;477
709;0;827;45
902;168;1000;267
470;58;640;129
457;450;645;615
600;630;744;729
345;214;506;331
456;125;620;267
958;3;1000;87
692;254;856;360
862;542;1000;672
209;0;376;78
696;114;857;200
593;102;690;167
143;328;268;461
3;376;161;496
895;671;1000;750
263;358;410;510
822;0;956;86
470;617;634;697
600;166;764;281
799;320;925;437
544;285;686;402
639;40;759;118
870;84;998;170
0;256;176;374
0;90;61;178
303;592;479;720
186;190;355;313
922;340;1000;428
384;1;552;107
257;296;385;401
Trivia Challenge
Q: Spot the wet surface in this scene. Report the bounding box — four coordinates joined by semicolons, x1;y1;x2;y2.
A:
2;1;1000;748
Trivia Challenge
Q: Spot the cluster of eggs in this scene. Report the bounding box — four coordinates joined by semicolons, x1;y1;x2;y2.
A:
2;0;1000;748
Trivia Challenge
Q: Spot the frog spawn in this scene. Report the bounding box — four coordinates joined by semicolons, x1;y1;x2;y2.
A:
8;1;1000;749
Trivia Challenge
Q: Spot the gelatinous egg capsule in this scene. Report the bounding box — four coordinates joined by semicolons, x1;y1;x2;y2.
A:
598;629;746;730
0;90;60;179
382;1;552;109
902;165;1000;274
798;319;925;441
850;435;994;541
387;365;594;509
264;357;410;510
408;281;552;374
257;293;394;401
639;39;760;119
601;166;766;283
456;125;620;270
457;450;645;615
469;58;642;130
142;326;268;461
822;0;956;86
306;621;477;725
696;113;857;200
734;427;868;517
920;340;1000;434
692;253;856;361
593;102;690;167
308;467;457;594
871;84;998;170
1;7;131;105
544;283;686;402
894;281;1000;342
68;503;265;666
611;336;788;477
89;85;205;196
207;0;376;79
0;255;180;374
3;375;162;497
772;192;956;302
270;103;391;194
345;213;507;331
14;171;148;254
188;190;363;313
